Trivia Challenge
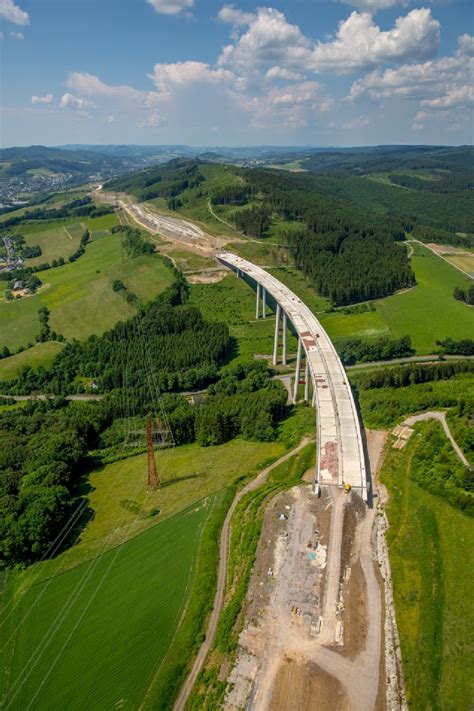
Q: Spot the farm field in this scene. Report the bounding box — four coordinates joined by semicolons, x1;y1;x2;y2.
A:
0;495;223;711
0;233;174;351
443;253;474;276
0;405;314;710
307;242;472;352
375;243;473;353
27;437;288;584
19;220;84;266
0;342;64;380
381;432;474;710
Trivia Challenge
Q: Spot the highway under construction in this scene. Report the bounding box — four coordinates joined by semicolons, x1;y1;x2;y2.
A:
107;198;403;711
216;251;369;501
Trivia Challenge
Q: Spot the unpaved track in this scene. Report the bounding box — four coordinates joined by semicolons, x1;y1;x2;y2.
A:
319;489;345;644
403;410;471;467
173;437;313;711
414;238;474;279
249;490;382;711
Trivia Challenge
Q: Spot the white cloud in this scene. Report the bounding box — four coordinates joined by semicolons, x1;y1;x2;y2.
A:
421;84;474;109
217;5;256;26
31;94;53;105
348;33;473;103
342;115;374;129
218;7;311;71
59;93;94;111
67;72;157;104
340;0;410;11
147;0;193;15
0;0;29;25
9;31;23;39
148;61;242;99
218;6;440;75
265;66;303;81
309;9;440;72
237;80;332;130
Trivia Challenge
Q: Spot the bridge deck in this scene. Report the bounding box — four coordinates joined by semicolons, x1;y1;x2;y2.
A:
217;252;367;499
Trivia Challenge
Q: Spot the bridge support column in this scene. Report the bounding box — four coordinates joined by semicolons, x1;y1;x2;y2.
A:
273;304;281;366
256;283;261;319
304;360;310;402
312;384;317;407
236;268;241;278
282;311;287;366
262;288;266;318
293;338;302;403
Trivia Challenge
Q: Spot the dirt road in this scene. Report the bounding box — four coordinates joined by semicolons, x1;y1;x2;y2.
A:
173;437;313;711
415;239;474;279
403;410;471;467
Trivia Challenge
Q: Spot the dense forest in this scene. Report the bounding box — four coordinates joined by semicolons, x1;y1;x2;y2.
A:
0;276;289;567
0;196;114;229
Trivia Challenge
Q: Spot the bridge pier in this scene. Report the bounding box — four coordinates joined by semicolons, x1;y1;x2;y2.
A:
293;338;302;403
256;283;261;319
282;311;287;366
304;360;310;402
273;303;281;366
262;287;266;318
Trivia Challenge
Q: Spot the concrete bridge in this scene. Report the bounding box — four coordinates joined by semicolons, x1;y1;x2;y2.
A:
216;252;368;500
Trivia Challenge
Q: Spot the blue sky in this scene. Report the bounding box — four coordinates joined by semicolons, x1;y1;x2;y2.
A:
0;0;473;146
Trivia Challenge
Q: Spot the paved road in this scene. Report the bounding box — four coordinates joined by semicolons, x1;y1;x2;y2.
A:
347;354;474;370
403;410;471;468
173;437;313;711
8;394;104;402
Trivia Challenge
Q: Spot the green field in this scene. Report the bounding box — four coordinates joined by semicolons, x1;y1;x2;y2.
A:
189;273;298;363
316;243;473;352
165;249;215;273
206;243;472;356
19;220;84;266
0;409;313;710
381;430;474;710
0;233;174;351
0;342;64;380
28;437;287;584
0;496;222;711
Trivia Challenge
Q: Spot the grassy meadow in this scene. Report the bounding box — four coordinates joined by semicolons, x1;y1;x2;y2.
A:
19;220;84;267
317;242;473;353
0;407;314;710
189;273;299;363
0;231;174;351
0;342;64;380
0;495;223;711
381;431;474;710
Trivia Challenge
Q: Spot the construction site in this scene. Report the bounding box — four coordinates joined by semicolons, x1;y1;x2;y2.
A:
223;430;407;711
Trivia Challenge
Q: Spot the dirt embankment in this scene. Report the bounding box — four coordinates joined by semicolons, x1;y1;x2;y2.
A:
270;657;350;711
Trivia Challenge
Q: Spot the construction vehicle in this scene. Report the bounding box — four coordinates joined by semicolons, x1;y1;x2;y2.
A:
344;482;352;494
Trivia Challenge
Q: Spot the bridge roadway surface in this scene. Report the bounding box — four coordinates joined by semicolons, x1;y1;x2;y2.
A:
216;252;368;499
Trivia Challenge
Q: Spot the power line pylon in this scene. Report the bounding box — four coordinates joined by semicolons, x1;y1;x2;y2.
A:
146;416;160;491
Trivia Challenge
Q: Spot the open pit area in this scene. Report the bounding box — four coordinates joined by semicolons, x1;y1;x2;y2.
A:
223;430;406;711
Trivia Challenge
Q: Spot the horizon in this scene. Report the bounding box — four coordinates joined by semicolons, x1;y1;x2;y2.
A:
2;141;472;150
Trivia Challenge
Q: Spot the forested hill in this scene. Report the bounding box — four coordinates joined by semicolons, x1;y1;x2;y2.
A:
0;145;141;182
105;159;416;305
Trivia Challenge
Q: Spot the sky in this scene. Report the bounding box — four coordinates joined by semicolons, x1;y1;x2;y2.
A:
0;0;473;147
